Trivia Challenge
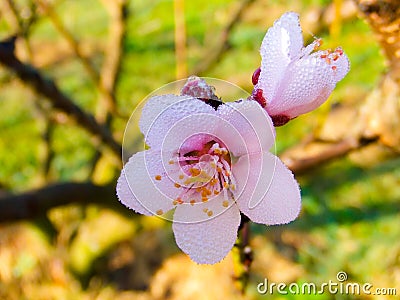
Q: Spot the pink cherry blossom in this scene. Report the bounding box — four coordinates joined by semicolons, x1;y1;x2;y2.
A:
117;78;301;264
251;12;350;126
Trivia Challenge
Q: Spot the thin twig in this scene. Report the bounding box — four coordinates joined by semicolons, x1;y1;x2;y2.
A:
0;37;122;156
97;0;128;123
37;0;122;117
232;214;253;294
37;0;99;82
2;0;35;59
174;0;187;79
89;0;128;177
2;0;56;181
193;0;256;75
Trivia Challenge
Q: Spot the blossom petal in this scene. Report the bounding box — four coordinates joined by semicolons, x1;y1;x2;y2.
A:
173;198;241;264
257;12;303;103
267;53;348;118
139;95;216;149
233;151;301;225
173;193;236;223
217;100;276;154
160;110;248;158
330;49;350;82
117;150;177;216
139;94;181;137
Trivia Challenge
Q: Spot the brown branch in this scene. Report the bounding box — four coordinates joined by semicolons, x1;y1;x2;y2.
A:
354;0;400;81
0;182;118;222
97;0;128;123
193;0;256;75
41;117;56;178
281;1;400;174
0;37;122;156
1;0;36;60
350;0;400;150
233;216;253;294
280;137;378;175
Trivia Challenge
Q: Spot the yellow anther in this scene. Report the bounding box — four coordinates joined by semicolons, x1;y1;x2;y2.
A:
207;210;213;217
214;190;220;195
169;160;175;165
223;182;229;188
201;188;211;197
155;175;162;181
210;178;218;186
222;201;229;207
173;198;183;205
202;197;208;203
174;183;181;188
313;39;322;50
190;168;201;176
190;200;196;206
230;184;236;191
179;174;185;180
217;167;222;173
203;208;208;213
156;209;163;215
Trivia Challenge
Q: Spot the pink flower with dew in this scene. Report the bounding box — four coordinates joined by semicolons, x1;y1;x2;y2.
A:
251;12;350;126
117;77;301;264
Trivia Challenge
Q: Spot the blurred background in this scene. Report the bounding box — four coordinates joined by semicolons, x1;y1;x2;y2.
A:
0;0;399;299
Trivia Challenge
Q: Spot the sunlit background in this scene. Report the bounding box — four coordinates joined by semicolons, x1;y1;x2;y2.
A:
0;0;399;299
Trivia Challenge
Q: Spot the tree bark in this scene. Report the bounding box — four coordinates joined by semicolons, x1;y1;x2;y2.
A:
0;182;118;222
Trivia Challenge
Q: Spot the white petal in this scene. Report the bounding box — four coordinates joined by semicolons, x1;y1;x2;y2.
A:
173;200;241;264
139;94;181;137
160;112;219;152
172;194;236;224
267;55;340;118
233;152;301;225
117;150;177;216
160;110;248;158
257;12;303;103
331;50;350;82
139;95;216;149
217;100;276;155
